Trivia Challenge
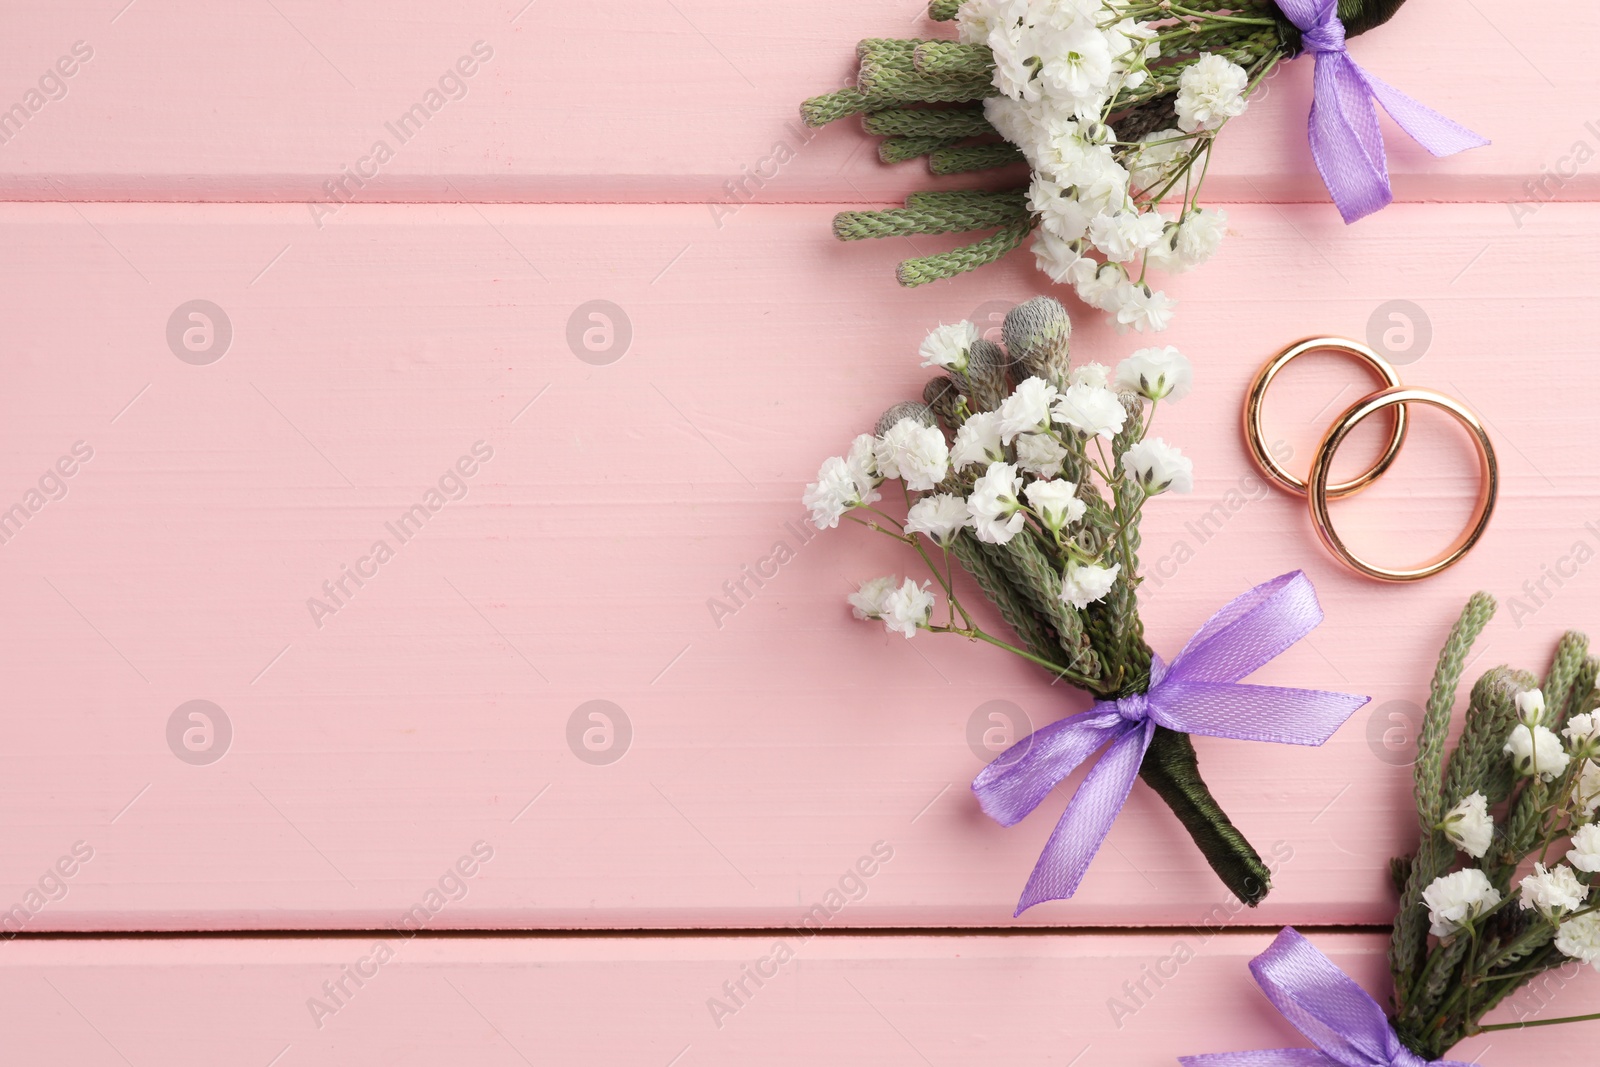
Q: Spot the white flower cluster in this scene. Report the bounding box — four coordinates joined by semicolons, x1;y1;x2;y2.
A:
956;0;1249;331
1421;687;1600;968
804;317;1193;639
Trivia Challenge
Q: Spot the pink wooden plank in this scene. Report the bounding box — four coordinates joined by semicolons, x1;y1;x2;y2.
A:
0;199;1594;930
0;932;1591;1064
0;0;1589;206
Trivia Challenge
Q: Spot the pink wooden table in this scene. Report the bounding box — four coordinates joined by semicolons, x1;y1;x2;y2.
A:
1;1;1595;1062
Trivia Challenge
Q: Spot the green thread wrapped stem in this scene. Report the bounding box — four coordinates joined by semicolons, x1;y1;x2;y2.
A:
1140;727;1275;906
861;105;994;139
930;142;1024;175
895;218;1034;287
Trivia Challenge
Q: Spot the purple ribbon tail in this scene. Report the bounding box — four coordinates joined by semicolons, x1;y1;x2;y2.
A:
1180;928;1477;1066
1013;719;1154;914
973;571;1369;912
1277;0;1489;224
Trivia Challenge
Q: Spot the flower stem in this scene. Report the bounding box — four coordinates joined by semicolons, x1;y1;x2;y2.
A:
1479;1010;1600;1032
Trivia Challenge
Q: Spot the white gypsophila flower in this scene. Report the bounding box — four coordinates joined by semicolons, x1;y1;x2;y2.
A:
1175;53;1249;134
1115;345;1192;402
1576;760;1600;818
1024;477;1086;531
1014;432;1069;478
954;0;998;45
997;377;1061;443
1069;361;1110;389
845;433;880;492
1172;207;1227;266
805;454;878;529
1422;868;1502;937
1061;561;1120;609
1568;823;1600;874
1519;862;1587;920
1112;281;1176;333
1032;178;1097;243
919;321;980;373
1565;713;1600;752
983;97;1042;166
905;493;972;546
1068;258;1126;311
1088;209;1165;263
950;410;1006;470
968;461;1026;544
1555;911;1600;968
881;577;936;638
1033;227;1086;283
1440;792;1494;859
847;575;898;620
1505;723;1571;781
875;417;950;492
1146;208;1228;273
1037;23;1113;106
1516;688;1547;725
1128;128;1188;192
986;15;1040;102
1053;383;1126;440
1122;437;1195;495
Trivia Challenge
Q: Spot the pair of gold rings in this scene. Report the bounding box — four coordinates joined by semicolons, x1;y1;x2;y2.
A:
1243;338;1498;583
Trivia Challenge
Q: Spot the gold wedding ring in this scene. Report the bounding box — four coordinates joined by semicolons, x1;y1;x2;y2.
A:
1244;339;1498;582
1244;337;1407;498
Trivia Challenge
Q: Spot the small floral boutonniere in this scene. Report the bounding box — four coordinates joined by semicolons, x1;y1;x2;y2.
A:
804;295;1368;911
803;0;1486;331
1185;594;1600;1064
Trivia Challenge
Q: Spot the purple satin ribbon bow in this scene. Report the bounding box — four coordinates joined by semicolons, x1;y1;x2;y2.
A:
1274;0;1488;223
972;571;1368;914
1180;927;1475;1067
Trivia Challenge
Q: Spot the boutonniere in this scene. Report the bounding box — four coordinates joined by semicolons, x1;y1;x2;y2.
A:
804;295;1368;911
802;0;1486;331
1186;594;1600;1063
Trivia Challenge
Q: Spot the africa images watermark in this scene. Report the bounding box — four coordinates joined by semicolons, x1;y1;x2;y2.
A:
1506;118;1600;229
306;440;495;629
1502;517;1600;628
705;514;818;630
706;120;818;230
1105;838;1295;1029
0;440;95;547
704;840;895;1029
0;40;93;147
308;41;495;229
1;840;96;938
306;840;495;1029
1142;441;1289;592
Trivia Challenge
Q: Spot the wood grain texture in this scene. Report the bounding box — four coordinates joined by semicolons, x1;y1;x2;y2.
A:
2;932;1593;1065
2;200;1595;930
0;0;1590;207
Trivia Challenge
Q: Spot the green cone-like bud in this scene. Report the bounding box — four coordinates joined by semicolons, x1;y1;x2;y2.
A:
874;400;936;437
922;377;964;431
963;338;1008;413
1002;296;1072;384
